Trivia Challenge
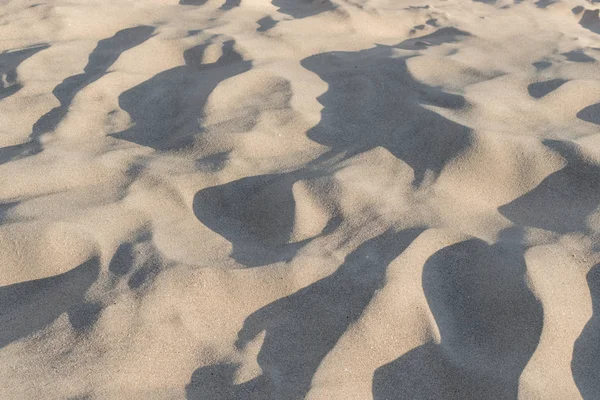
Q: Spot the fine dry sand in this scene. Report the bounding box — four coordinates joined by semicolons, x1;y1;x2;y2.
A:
1;0;600;398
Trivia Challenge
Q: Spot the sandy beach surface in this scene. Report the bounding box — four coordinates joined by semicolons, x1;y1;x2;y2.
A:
1;0;600;398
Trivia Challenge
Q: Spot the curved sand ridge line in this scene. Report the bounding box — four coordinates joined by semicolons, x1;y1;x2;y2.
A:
1;0;600;398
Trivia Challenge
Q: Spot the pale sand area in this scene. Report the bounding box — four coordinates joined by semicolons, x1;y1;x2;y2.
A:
1;0;600;398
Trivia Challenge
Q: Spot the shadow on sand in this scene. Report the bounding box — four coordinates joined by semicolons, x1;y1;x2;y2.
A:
0;26;155;164
580;9;600;35
300;30;472;187
0;43;50;101
180;0;209;4
0;257;101;348
527;78;567;99
577;103;600;125
186;228;424;399
495;139;600;399
111;40;251;151
187;29;513;398
271;0;337;19
192;28;473;268
499;140;600;234
373;229;543;399
192;166;340;267
572;263;600;399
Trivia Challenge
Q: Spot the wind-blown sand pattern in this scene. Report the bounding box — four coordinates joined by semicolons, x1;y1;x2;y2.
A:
1;0;600;398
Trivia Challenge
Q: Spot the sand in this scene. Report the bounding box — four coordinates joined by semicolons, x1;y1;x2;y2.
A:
0;0;599;398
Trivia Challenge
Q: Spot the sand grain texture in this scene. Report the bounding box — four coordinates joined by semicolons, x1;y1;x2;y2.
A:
1;0;600;398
